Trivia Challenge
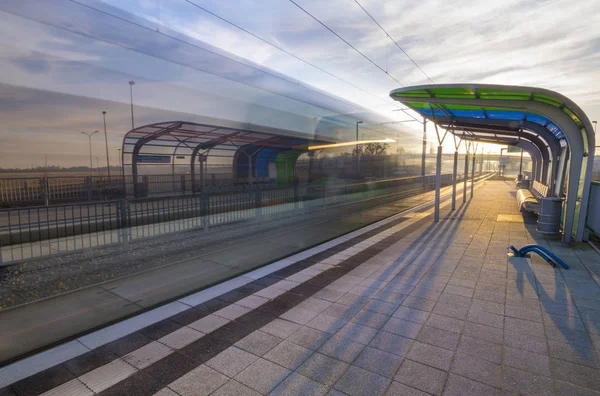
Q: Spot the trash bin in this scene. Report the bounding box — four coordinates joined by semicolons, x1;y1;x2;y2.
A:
537;197;562;234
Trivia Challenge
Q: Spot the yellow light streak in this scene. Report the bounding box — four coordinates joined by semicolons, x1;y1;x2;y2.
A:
308;138;396;150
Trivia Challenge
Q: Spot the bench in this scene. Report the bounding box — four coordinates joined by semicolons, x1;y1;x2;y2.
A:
517;181;549;213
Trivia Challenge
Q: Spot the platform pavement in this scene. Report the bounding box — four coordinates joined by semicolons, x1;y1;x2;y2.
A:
2;180;600;396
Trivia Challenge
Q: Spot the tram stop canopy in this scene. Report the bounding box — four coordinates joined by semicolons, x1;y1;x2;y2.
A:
122;121;332;196
390;84;595;243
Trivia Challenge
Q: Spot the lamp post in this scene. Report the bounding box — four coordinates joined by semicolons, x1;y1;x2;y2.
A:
81;131;99;177
356;121;363;178
102;111;111;178
128;80;135;130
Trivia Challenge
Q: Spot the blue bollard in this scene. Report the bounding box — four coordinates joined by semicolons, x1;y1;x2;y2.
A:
509;244;569;269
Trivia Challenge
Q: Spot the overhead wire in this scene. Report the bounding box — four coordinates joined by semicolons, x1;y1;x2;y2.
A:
353;0;435;84
184;0;421;123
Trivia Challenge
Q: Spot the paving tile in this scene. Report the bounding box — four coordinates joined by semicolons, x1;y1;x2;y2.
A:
296;352;349;386
502;329;547;355
426;313;465;333
143;351;198;385
63;347;119;377
548;341;600;368
505;305;543;323
354;346;403;378
437;292;473;308
79;358;137;393
506;337;550;371
214;304;252;320
264;340;313;370
550;358;600;390
445;284;475;298
470;299;505;315
362;299;399;316
443;373;498;396
102;332;154;357
504;317;544;337
369;331;414;356
467;310;504;328
287;326;331;351
385;381;430;396
335;321;379;345
235;330;283;356
11;365;75;396
501;366;554;396
261;319;301;339
433;302;469;320
178;334;232;364
158;327;204;350
395;359;448;395
188;314;230;334
236;295;270;310
211;380;260;396
140;319;184;340
407;341;454;371
322;303;361;320
296;297;334;313
123;341;173;369
97;371;163;396
206;346;259;377
553;380;600;396
350;309;390;329
234;358;291;394
169;364;228;396
457;336;502;364
270;372;329;396
451;352;501;388
318;335;366;363
401;296;437;312
306;313;346;334
416;325;460;350
280;307;319;325
392;306;430;324
382;317;423;339
334;365;391;396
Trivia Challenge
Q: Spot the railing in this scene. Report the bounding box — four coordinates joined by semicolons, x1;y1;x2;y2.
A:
0;172;490;265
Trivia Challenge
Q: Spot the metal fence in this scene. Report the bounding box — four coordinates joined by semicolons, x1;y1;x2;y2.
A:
0;172;486;265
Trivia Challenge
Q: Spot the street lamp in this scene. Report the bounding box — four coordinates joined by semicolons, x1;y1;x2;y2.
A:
128;80;135;130
102;111;111;179
81;131;99;177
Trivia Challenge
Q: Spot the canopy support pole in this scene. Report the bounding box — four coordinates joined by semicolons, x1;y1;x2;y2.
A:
430;105;449;222
463;140;470;204
471;143;478;198
452;133;461;211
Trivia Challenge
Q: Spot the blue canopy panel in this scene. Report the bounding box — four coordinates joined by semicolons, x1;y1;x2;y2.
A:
413;106;566;144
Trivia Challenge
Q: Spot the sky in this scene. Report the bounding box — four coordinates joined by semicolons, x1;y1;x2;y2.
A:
0;0;598;168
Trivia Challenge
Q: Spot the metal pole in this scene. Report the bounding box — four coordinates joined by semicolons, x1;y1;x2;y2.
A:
463;146;469;203
421;118;427;179
519;147;524;179
434;145;442;222
356;121;362;178
128;81;135;130
471;147;476;198
102;111;111;178
81;131;98;178
452;150;458;210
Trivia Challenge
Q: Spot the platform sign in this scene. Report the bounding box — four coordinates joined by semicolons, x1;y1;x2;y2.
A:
507;146;522;153
499;156;510;163
136;155;171;164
